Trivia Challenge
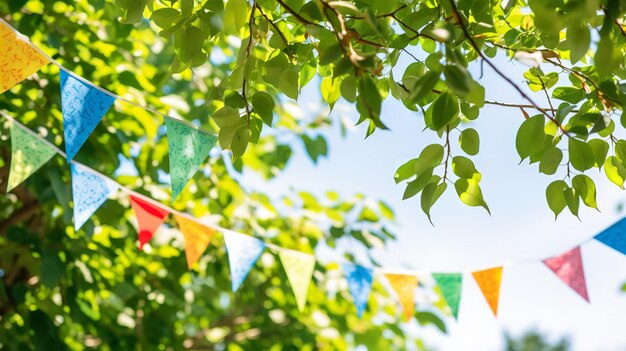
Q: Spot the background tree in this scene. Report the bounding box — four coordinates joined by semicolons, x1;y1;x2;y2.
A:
504;330;571;351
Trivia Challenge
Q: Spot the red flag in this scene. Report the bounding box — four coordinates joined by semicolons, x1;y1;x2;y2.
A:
129;195;169;249
543;246;589;302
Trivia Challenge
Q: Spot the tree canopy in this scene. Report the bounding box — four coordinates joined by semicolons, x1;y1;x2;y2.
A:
2;0;626;349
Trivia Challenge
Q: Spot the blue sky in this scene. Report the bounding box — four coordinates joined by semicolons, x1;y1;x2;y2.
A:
241;53;626;350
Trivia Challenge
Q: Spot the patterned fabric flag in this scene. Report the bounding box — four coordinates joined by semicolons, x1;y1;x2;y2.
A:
594;217;626;256
7;123;56;191
129;195;170;249
543;246;589;302
432;273;462;319
342;264;373;317
385;273;418;321
279;249;316;311
0;20;48;94
71;164;117;230
60;70;115;161
472;267;503;316
164;118;217;200
174;215;216;269
223;230;265;292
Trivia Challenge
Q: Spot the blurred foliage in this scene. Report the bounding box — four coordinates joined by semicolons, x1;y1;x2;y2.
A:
0;0;450;350
504;330;570;351
115;0;626;220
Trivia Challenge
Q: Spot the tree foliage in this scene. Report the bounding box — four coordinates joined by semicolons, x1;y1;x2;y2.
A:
111;0;626;219
0;1;449;350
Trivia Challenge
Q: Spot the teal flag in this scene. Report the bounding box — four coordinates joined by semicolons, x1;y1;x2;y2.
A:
433;273;462;319
7;123;56;191
165;118;217;200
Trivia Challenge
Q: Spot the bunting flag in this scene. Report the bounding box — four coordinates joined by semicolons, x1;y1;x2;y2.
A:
342;264;373;317
543;246;589;302
165;118;217;200
71;164;117;230
0;21;48;94
433;273;462;319
385;273;418;321
278;249;316;311
223;230;265;292
174;215;216;269
472;267;503;316
129;195;170;249
60;70;115;161
594;217;626;255
7;123;56;191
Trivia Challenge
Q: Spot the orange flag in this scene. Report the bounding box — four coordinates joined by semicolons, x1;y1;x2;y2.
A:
129;195;169;249
174;215;215;269
472;267;503;316
385;273;418;321
0;20;48;93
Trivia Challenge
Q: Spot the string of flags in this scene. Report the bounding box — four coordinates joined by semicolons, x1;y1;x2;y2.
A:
4;18;626;322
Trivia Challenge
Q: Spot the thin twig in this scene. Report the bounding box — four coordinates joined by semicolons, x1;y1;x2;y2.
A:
257;6;293;58
242;1;257;128
448;0;570;137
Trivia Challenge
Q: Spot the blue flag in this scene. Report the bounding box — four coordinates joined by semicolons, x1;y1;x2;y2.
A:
71;164;117;230
60;71;115;160
594;217;626;255
343;264;373;317
223;230;265;292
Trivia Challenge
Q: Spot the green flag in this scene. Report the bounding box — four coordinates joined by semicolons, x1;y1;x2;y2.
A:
7;123;56;191
433;273;462;319
279;249;316;311
165;118;217;200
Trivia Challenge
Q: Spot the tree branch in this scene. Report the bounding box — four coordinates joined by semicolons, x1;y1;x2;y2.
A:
448;0;570;137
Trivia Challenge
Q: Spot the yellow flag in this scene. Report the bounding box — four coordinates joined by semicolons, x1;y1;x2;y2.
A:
278;249;316;311
174;215;215;269
0;21;48;94
472;267;503;316
385;273;418;321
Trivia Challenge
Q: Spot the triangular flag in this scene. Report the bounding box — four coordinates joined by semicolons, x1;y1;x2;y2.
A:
60;70;115;161
433;273;462;319
174;215;215;269
543;246;589;302
594;217;626;255
165;118;217;200
71;164;117;230
0;20;48;94
342;264;373;317
7;123;56;191
385;273;417;321
223;230;265;292
472;267;503;316
129;195;169;249
278;249;316;311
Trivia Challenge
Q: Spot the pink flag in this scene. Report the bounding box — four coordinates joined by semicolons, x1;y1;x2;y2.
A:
543;246;589;302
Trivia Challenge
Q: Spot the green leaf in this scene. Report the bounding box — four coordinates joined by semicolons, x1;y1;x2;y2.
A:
568;138;595;171
279;69;300;99
402;62;426;88
572;174;597;210
564;187;579;217
151;8;182;29
515;115;546;161
319;43;343;65
415;311;447;333
251;92;275;126
539;147;562;175
552;87;584;104
454;179;490;214
567;24;590;64
604;156;626;189
415;144;444;175
409;70;440;103
431;92;459;130
394;158;417;184
451;156;479;179
588;139;609;168
403;169;434;200
224;0;248;34
212;106;241;128
321;77;341;106
340;76;357;102
546;180;568;219
458;128;479;155
421;180;446;223
443;64;471;97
